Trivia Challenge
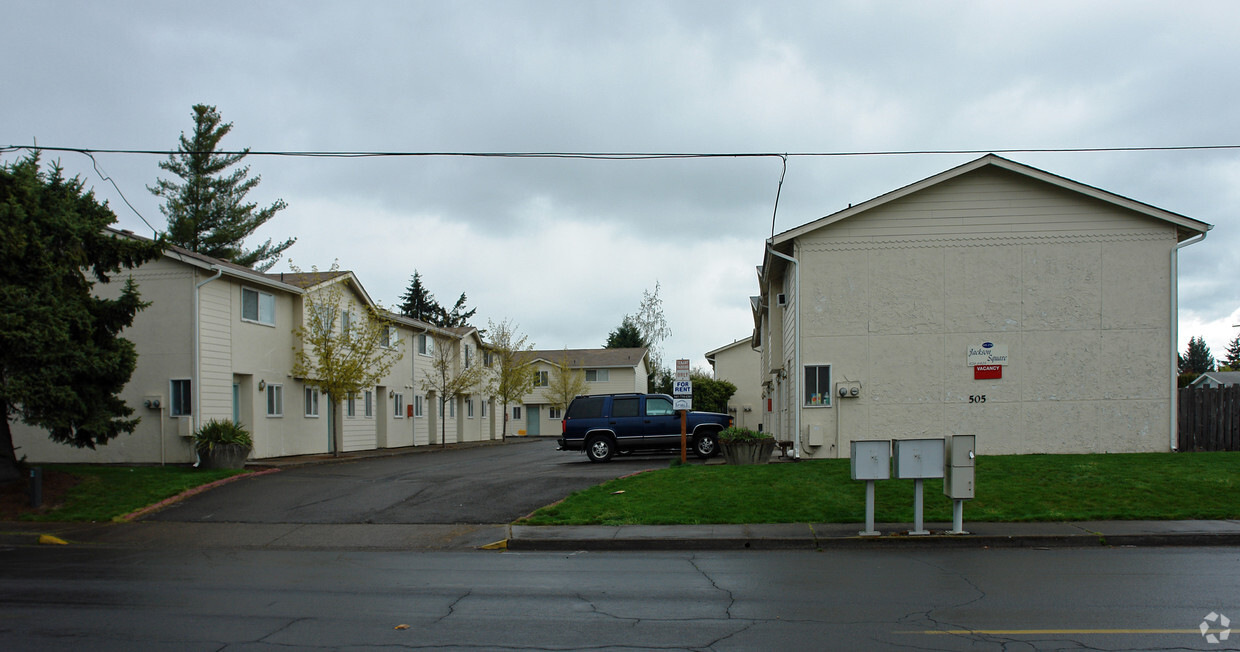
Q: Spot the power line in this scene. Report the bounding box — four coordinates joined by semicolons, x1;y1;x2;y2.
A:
5;143;1240;160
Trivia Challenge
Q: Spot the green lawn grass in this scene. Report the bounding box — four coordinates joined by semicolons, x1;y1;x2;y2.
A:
520;452;1240;525
22;465;246;522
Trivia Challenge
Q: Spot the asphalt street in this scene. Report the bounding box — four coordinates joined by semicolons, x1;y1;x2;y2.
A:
1;545;1236;650
145;438;667;524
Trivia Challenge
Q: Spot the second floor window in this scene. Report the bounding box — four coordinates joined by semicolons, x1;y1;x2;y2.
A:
241;288;275;325
585;369;610;382
533;370;549;387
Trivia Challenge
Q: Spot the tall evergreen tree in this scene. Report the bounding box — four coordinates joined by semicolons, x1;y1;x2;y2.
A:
604;317;646;349
398;271;476;327
439;292;477;328
1178;335;1215;374
399;271;440;322
0;154;164;483
149;104;294;271
1223;333;1240;371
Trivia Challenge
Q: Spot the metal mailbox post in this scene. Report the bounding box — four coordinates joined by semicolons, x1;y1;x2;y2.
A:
850;440;890;536
943;435;976;534
892;438;945;535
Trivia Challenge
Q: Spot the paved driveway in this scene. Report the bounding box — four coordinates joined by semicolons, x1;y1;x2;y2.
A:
146;439;671;524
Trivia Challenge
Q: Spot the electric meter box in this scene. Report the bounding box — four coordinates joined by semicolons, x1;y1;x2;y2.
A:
850;440;891;481
892;438;945;479
944;435;976;499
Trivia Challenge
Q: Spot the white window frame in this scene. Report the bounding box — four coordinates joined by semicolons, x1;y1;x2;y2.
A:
512;406;522;421
533;370;549;387
415;395;424;418
267;384;284;417
304;386;319;418
241;287;276;326
418;333;434;356
549;407;562;420
169;379;192;417
464;344;472;368
585;369;610;382
481;399;488;418
467;398;474;418
449;399;456;418
364;390;374;418
804;364;832;408
341;309;352;334
393;392;405;419
346;393;356;418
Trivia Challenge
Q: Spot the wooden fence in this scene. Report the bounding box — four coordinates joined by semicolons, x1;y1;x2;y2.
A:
1177;385;1240;451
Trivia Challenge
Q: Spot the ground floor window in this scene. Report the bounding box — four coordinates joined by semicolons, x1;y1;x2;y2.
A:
267;384;284;417
393;393;404;418
549;407;562;419
481;399;488;418
512;406;522;420
467;398;474;418
304;386;319;417
346;393;356;418
170;379;192;416
804;364;831;407
364;390;373;418
415;395;424;417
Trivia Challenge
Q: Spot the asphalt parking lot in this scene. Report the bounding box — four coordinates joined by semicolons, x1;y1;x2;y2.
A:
144;438;673;525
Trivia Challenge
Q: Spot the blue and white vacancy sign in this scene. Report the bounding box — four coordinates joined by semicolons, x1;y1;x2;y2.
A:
673;380;693;396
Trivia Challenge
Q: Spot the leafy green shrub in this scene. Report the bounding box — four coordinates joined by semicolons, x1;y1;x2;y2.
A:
718;426;772;443
192;419;253;455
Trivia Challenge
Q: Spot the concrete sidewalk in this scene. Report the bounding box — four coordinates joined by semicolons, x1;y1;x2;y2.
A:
4;519;1239;552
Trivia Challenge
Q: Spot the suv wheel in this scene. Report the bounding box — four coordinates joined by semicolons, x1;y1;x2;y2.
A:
585;435;615;463
693;431;719;459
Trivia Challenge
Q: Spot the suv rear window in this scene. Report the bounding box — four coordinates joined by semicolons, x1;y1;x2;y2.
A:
566;396;604;419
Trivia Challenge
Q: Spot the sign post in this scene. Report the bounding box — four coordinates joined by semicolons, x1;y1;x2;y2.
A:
674;359;691;463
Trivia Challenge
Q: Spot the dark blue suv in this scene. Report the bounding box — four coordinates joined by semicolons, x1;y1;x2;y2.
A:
558;393;732;462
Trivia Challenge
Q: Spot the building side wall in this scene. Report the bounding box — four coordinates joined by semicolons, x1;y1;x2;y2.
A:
787;169;1176;458
712;343;763;429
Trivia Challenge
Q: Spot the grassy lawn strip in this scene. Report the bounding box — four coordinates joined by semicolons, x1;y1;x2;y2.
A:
21;465;247;522
520;452;1240;525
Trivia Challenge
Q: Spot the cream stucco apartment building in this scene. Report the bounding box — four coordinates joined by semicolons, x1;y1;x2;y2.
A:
705;339;762;430
754;155;1211;459
507;348;649;437
11;236;500;465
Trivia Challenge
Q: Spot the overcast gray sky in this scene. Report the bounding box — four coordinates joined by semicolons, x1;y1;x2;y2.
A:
5;1;1239;369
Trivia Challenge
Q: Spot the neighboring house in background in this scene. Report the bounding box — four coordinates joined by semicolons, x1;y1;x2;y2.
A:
1189;371;1240;388
754;154;1211;459
509;348;649;437
705;338;762;430
10;232;496;464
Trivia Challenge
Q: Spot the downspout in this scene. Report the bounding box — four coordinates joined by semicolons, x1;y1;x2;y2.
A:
1170;232;1207;451
767;245;801;460
194;266;224;436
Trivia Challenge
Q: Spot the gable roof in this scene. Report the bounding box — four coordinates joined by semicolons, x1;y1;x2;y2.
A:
1189;371;1240;387
705;338;754;362
768;154;1212;259
523;347;649;369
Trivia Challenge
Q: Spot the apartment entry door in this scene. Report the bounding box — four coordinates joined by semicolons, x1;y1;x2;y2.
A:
526;405;540;436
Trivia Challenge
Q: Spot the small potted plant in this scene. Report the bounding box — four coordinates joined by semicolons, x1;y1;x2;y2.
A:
717;426;776;465
193;419;253;470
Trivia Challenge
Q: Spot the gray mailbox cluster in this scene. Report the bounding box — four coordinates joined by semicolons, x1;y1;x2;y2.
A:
849;435;976;536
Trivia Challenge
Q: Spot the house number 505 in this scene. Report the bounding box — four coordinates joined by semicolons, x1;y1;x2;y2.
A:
968;395;987;404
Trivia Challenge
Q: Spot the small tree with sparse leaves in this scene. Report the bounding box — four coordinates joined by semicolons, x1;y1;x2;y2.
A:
420;334;486;446
291;262;402;455
543;350;588;415
486;319;535;438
